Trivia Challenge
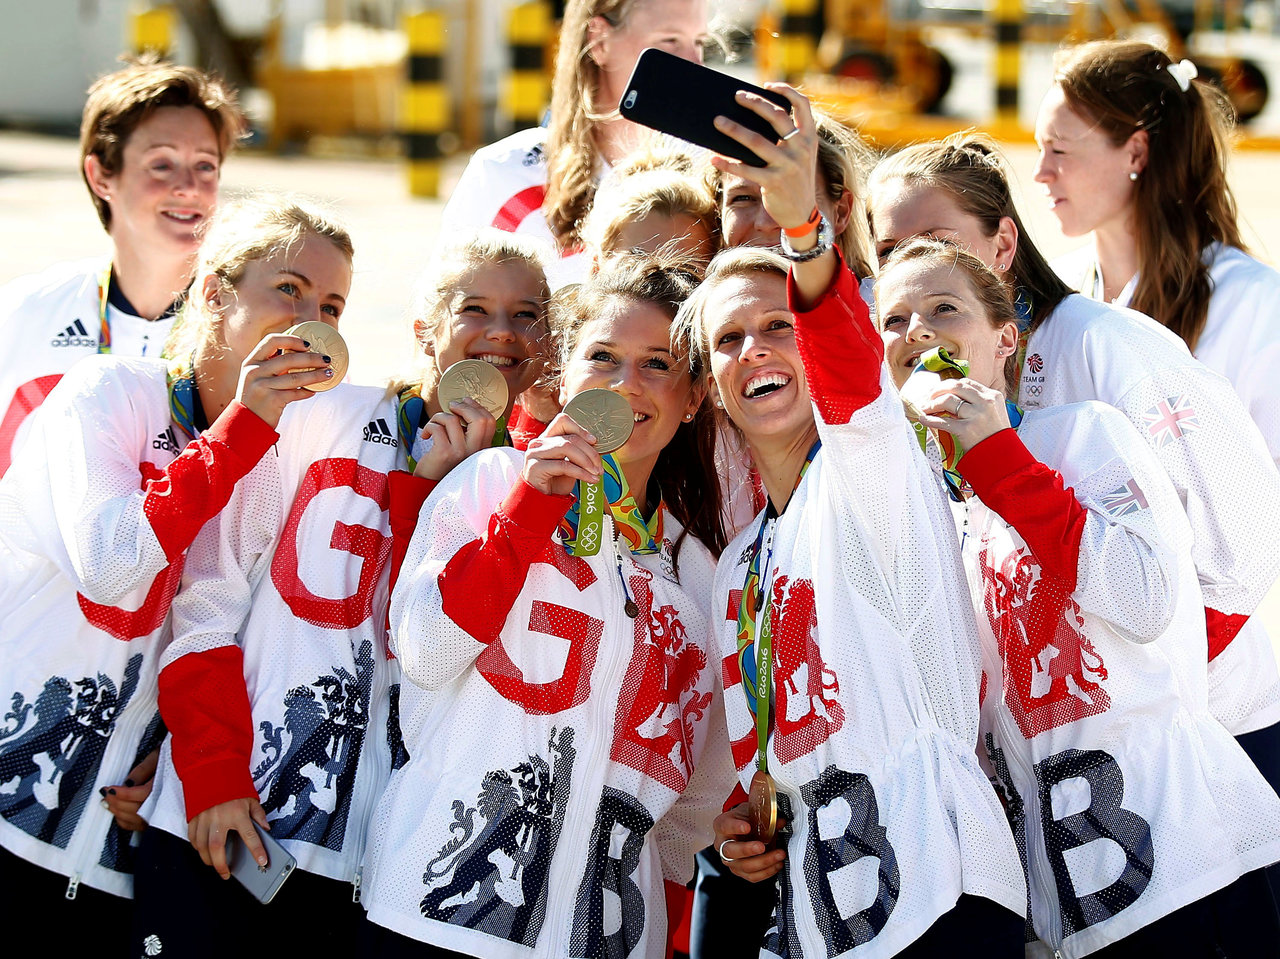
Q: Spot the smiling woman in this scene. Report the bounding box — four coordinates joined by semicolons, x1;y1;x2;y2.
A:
0;59;244;480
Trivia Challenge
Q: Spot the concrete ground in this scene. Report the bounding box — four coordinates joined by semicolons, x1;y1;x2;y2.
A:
1;128;1278;633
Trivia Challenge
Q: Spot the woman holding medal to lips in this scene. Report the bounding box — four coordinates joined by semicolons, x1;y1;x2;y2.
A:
877;237;1280;956
360;253;735;958
133;230;550;957
0;194;344;953
681;85;1026;957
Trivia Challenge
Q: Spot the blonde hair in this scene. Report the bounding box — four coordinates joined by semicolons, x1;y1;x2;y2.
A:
164;193;353;361
673;245;790;372
581;150;718;261
80;55;244;232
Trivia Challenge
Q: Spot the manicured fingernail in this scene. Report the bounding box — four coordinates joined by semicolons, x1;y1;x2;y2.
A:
302;340;311;347
100;799;110;810
324;369;334;378
272;349;282;357
322;355;331;363
124;779;135;788
107;788;116;795
99;786;108;797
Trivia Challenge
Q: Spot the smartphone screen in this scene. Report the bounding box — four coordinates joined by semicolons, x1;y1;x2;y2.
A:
619;48;793;167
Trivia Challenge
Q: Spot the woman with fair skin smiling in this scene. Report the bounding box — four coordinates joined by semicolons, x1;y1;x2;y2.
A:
877;237;1280;957
685;87;1026;958
0;59;242;478
0;195;338;953
362;255;731;958
134;233;549;958
867;137;1280;813
1037;40;1280;470
435;0;710;290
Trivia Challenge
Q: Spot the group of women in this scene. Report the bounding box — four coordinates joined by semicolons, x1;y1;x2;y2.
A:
1;3;1279;957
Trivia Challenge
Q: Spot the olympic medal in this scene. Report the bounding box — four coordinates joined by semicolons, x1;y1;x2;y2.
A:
284;321;348;392
748;769;778;846
438;359;510;421
563;389;634;454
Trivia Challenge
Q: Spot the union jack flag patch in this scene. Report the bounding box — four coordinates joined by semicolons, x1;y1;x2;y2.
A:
1101;479;1149;517
1144;394;1200;448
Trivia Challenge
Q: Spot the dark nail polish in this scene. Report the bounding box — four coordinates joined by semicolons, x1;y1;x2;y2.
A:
99;786;108;797
271;349;282;357
107;788;116;795
124;779;135;788
302;340;310;347
322;355;331;363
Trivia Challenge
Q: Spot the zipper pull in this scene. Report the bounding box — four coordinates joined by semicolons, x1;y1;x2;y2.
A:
352;865;363;904
65;874;81;900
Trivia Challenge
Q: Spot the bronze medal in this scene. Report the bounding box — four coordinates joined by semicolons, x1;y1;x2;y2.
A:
748;769;778;846
563;388;634;454
437;359;511;421
284;321;349;392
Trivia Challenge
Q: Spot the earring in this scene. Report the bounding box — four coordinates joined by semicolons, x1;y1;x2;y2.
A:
683;412;694;421
1129;171;1139;181
713;399;723;409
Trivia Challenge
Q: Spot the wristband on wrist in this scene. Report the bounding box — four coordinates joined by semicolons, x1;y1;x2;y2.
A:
782;206;822;239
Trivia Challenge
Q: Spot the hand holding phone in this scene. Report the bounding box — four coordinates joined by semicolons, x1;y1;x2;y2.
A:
619;48;793;166
225;820;297;905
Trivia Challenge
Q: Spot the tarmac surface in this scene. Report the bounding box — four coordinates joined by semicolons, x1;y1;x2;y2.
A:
2;127;1278;632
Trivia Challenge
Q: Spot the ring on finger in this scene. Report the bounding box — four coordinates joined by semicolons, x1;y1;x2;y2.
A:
718;838;739;862
953;396;968;413
781;127;801;141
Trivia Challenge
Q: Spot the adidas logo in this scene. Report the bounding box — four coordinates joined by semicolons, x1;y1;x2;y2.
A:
152;426;180;453
362;418;397;446
51;318;97;348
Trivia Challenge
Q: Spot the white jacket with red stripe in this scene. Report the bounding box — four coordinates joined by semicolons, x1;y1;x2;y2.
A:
142;383;409;891
0;259;177;477
435;127;589;290
958;406;1280;957
1016;293;1280;735
712;263;1027;959
361;448;735;959
0;354;277;898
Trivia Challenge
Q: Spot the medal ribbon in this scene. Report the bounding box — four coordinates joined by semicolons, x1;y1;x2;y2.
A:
736;440;821;772
909;346;1024;501
166;352;199;440
96;265;112;355
396;385;509;473
559;455;662;556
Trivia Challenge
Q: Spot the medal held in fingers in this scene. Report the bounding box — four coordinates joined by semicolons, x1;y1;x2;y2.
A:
285;321;349;392
748;769;778;846
438;358;510;421
563;388;634;453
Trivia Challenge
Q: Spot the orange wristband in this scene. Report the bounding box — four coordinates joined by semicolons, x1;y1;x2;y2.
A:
782;206;822;239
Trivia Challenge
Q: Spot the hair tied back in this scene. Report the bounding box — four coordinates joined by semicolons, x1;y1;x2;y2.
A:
1166;58;1198;92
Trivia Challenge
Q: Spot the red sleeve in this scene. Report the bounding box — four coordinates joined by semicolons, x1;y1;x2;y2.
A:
507;403;550;452
142;400;278;561
439;478;574;644
1206;608;1249;662
158;646;258;821
666;880;691;958
388;470;438;597
961;428;1087;591
787;253;882;424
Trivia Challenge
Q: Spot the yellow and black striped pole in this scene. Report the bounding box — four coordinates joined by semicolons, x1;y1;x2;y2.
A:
777;0;821;81
993;0;1022;125
131;3;175;58
403;8;449;197
503;0;552;133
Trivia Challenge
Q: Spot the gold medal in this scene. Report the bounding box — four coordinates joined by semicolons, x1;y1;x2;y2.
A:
563;389;634;454
748;769;778;847
284;321;349;392
437;359;511;421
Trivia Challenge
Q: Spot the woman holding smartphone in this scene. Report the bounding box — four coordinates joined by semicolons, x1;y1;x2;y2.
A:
0;194;340;954
686;85;1026;958
435;0;710;288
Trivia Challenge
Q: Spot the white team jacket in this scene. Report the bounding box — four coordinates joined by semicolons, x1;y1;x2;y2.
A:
0;355;277;897
435;127;589;290
0;258;176;477
363;446;734;959
1016;293;1280;735
143;383;409;891
712;264;1026;959
1055;243;1280;467
958;405;1280;957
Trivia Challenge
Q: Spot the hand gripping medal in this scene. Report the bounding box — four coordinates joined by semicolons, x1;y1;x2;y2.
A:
437;358;510;421
563;389;634;557
898;345;968;422
284;322;349;392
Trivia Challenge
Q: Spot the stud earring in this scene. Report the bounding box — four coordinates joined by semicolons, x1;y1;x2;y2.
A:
683;412;694;421
713;399;723;409
1129;171;1139;181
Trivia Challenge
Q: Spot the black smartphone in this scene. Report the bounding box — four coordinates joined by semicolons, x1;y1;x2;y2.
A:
225;821;296;904
619;48;793;167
